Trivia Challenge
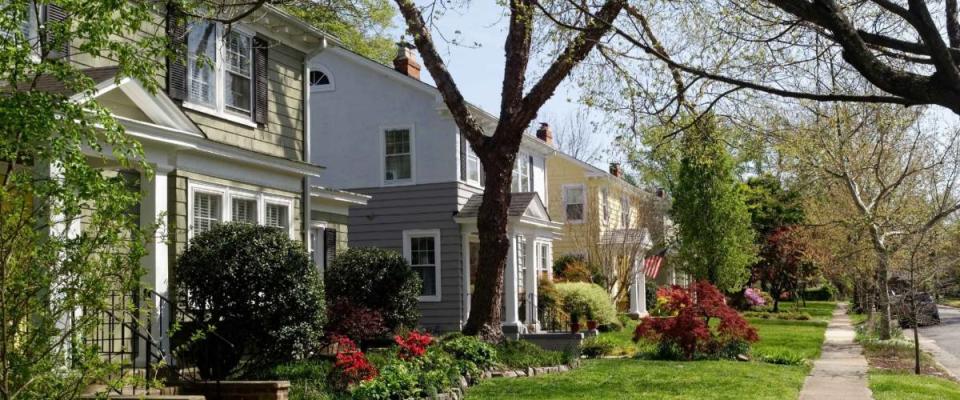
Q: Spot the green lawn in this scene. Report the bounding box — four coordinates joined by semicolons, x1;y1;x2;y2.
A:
870;370;960;400
466;302;833;399
941;298;960;308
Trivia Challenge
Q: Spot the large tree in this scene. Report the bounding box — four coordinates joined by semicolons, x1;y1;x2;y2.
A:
392;0;624;340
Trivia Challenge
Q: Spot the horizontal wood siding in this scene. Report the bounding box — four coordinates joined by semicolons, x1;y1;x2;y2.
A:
347;182;464;332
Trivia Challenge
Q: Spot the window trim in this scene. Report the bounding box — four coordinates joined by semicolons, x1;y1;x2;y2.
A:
562;183;586;224
187;182;294;240
308;64;335;92
511;151;530;192
402;229;441;302
381;125;416;186
182;22;258;127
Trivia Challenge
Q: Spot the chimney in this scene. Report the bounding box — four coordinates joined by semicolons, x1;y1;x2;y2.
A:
536;122;553;145
393;43;421;80
609;162;622;177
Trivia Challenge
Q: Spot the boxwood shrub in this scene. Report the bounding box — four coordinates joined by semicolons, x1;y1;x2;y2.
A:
175;223;325;379
555;282;619;328
325;247;421;333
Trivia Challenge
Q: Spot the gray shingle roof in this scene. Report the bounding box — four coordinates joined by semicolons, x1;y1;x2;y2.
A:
457;192;540;218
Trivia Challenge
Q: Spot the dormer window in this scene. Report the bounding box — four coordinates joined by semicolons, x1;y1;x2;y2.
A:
309;66;334;92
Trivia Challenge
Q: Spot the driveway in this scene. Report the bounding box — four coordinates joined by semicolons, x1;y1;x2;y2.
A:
914;305;960;378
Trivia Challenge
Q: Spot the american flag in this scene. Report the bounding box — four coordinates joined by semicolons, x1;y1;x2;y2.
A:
642;249;667;278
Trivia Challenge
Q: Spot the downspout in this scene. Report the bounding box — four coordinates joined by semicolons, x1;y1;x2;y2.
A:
302;36;330;244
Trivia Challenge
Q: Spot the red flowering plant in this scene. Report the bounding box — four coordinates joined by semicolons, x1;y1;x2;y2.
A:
634;281;759;360
327;336;378;392
326;297;389;349
395;330;433;360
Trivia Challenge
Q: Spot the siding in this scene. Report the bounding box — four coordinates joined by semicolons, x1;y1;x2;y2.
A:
346;182;465;332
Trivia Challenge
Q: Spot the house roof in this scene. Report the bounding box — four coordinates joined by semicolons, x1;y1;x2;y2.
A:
5;66;121;96
458;192;542;218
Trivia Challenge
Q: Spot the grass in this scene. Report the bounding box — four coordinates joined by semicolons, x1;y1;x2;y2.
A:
466;358;809;399
465;302;833;399
941;298;960;308
870;370;960;400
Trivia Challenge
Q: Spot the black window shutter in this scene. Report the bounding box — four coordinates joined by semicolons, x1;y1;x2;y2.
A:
43;4;69;60
459;133;467;181
323;228;337;269
528;155;534;191
165;3;187;101
253;36;269;125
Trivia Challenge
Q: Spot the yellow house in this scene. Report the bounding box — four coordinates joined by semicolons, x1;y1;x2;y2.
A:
542;125;671;317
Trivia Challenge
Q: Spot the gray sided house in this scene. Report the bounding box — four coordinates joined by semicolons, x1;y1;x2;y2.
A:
308;45;563;333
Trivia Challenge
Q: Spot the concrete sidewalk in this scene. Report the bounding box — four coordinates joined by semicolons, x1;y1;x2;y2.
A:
799;303;873;400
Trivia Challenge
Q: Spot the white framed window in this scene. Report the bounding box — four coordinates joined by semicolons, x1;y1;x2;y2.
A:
185;22;256;125
516;235;527;292
230;194;258;224
511;152;530;192
0;1;36;43
403;229;441;302
620;194;630;227
384;127;413;184
188;182;294;239
309;65;335;92
563;184;585;223
466;145;481;185
538;242;550;276
309;222;327;273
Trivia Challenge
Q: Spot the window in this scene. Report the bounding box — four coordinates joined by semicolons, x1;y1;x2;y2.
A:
186;22;255;119
563;185;585;222
265;202;289;229
621;195;630;227
309;67;335;92
193;191;222;234
601;188;609;223
231;197;257;224
189;183;293;239
403;230;441;301
384;128;412;183
511;152;530;192
0;2;35;42
516;236;526;291
539;243;550;275
466;145;481;184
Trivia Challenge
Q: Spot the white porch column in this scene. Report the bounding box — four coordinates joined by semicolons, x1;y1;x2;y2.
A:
461;231;472;328
524;235;539;331
502;234;521;331
629;259;648;318
139;165;171;365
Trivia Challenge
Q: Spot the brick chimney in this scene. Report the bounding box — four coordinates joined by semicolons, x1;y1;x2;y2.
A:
393;43;421;80
609;162;622;177
536;122;553;145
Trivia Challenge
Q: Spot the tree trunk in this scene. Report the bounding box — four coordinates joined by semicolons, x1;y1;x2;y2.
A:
877;252;893;340
462;155;514;341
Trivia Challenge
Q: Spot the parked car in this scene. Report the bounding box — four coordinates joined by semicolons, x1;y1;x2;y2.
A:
891;292;941;327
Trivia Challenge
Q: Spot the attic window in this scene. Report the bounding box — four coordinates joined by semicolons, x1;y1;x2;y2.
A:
309;68;334;91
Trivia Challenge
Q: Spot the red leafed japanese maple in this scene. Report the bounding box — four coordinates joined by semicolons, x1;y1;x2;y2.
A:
328;336;378;391
634;281;758;359
395;330;433;360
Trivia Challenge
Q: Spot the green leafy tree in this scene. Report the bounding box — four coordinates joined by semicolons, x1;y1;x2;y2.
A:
284;0;396;64
671;117;756;291
742;174;805;238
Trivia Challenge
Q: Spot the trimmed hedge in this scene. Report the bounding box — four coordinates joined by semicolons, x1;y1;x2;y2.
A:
325;247;421;332
554;282;619;327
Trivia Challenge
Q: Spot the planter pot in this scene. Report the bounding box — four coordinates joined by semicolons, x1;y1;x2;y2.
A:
570;322;581;333
586;320;599;330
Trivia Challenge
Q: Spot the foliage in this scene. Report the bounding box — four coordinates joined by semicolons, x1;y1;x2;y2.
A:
395;330;433;360
753;226;816;311
538;277;567;326
634;281;759;360
743;311;812;321
282;0;396;64
329;337;378;393
554;282;619;328
744;288;766;308
351;361;420;400
0;0;186;396
671;118;757;291
326;247;421;332
261;360;333;400
580;336;618;358
176;223;325;378
754;349;808;366
553;254;585;278
440;335;499;372
742;174;805;238
352;346;460;399
496;340;573;369
804;285;838;301
327;298;389;348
